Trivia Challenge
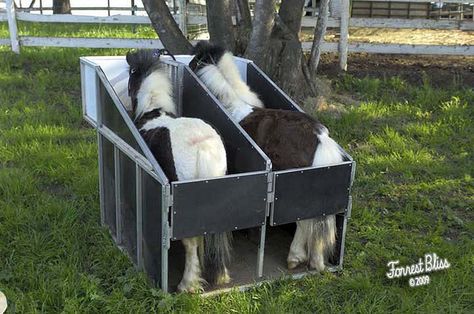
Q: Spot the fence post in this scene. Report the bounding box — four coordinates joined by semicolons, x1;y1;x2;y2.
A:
6;0;20;53
339;0;350;71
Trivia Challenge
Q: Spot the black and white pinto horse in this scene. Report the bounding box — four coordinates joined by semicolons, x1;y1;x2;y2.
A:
126;50;231;292
190;42;343;272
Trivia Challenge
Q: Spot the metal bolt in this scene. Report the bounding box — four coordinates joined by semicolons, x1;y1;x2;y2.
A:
173;211;177;214
234;227;238;230
275;197;278;200
300;171;303;173
263;198;266;201
237;176;240;180
297;217;300;221
205;180;208;183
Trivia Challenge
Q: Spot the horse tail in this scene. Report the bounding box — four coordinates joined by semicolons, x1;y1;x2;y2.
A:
310;127;344;264
195;136;226;179
202;232;233;285
195;136;232;285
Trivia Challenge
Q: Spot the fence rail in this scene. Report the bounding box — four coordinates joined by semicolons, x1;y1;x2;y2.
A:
1;0;474;69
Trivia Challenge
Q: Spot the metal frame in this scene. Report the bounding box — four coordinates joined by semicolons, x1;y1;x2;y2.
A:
81;54;356;294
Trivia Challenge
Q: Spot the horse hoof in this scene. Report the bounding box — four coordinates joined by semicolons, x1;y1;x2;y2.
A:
177;281;203;293
287;260;301;270
309;260;325;272
217;271;231;285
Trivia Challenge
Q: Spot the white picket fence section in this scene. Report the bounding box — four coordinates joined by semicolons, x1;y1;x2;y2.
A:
1;0;473;70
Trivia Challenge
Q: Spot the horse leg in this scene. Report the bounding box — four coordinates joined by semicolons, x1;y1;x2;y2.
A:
287;220;310;269
178;237;203;293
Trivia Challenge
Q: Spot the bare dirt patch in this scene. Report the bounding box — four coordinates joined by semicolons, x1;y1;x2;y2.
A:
318;53;474;88
301;27;474;88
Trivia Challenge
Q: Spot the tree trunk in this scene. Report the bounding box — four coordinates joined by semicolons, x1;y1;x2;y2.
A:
244;0;276;67
279;0;305;35
234;0;252;54
309;0;330;77
236;0;252;32
206;0;236;52
142;0;193;54
53;0;71;14
257;0;313;100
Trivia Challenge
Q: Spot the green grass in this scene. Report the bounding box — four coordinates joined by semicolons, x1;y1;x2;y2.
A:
0;41;473;312
0;21;157;39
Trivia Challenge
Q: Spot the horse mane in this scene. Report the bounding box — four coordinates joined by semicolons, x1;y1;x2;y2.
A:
126;49;176;119
191;41;263;112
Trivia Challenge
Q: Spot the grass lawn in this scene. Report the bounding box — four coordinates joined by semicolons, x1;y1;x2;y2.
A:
0;35;473;312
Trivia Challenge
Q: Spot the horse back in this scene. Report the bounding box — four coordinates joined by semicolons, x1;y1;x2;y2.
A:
140;127;179;181
240;108;323;170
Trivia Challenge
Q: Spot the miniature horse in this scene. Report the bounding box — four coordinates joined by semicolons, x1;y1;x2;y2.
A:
190;42;343;272
126;49;231;292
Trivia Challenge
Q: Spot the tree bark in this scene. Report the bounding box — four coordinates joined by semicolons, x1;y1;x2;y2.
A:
206;0;236;52
244;0;276;67
236;0;252;31
142;0;193;54
278;0;305;36
234;0;252;54
53;0;71;14
309;0;330;77
256;1;313;99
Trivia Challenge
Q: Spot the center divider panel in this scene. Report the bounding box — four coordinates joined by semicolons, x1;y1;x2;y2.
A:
168;65;270;240
181;67;269;174
171;173;268;240
271;162;353;226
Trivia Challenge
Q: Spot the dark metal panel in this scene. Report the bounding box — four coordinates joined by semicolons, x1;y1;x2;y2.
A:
118;152;138;263
99;80;143;154
101;135;117;236
246;63;303;113
181;68;270;174
96;69;169;185
272;163;353;226
142;172;164;286
172;174;268;240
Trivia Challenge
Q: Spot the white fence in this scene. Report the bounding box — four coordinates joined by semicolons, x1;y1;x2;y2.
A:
1;0;473;70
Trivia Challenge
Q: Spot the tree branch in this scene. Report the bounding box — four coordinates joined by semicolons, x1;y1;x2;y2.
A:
206;0;236;52
308;0;330;77
244;0;276;66
142;0;192;54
